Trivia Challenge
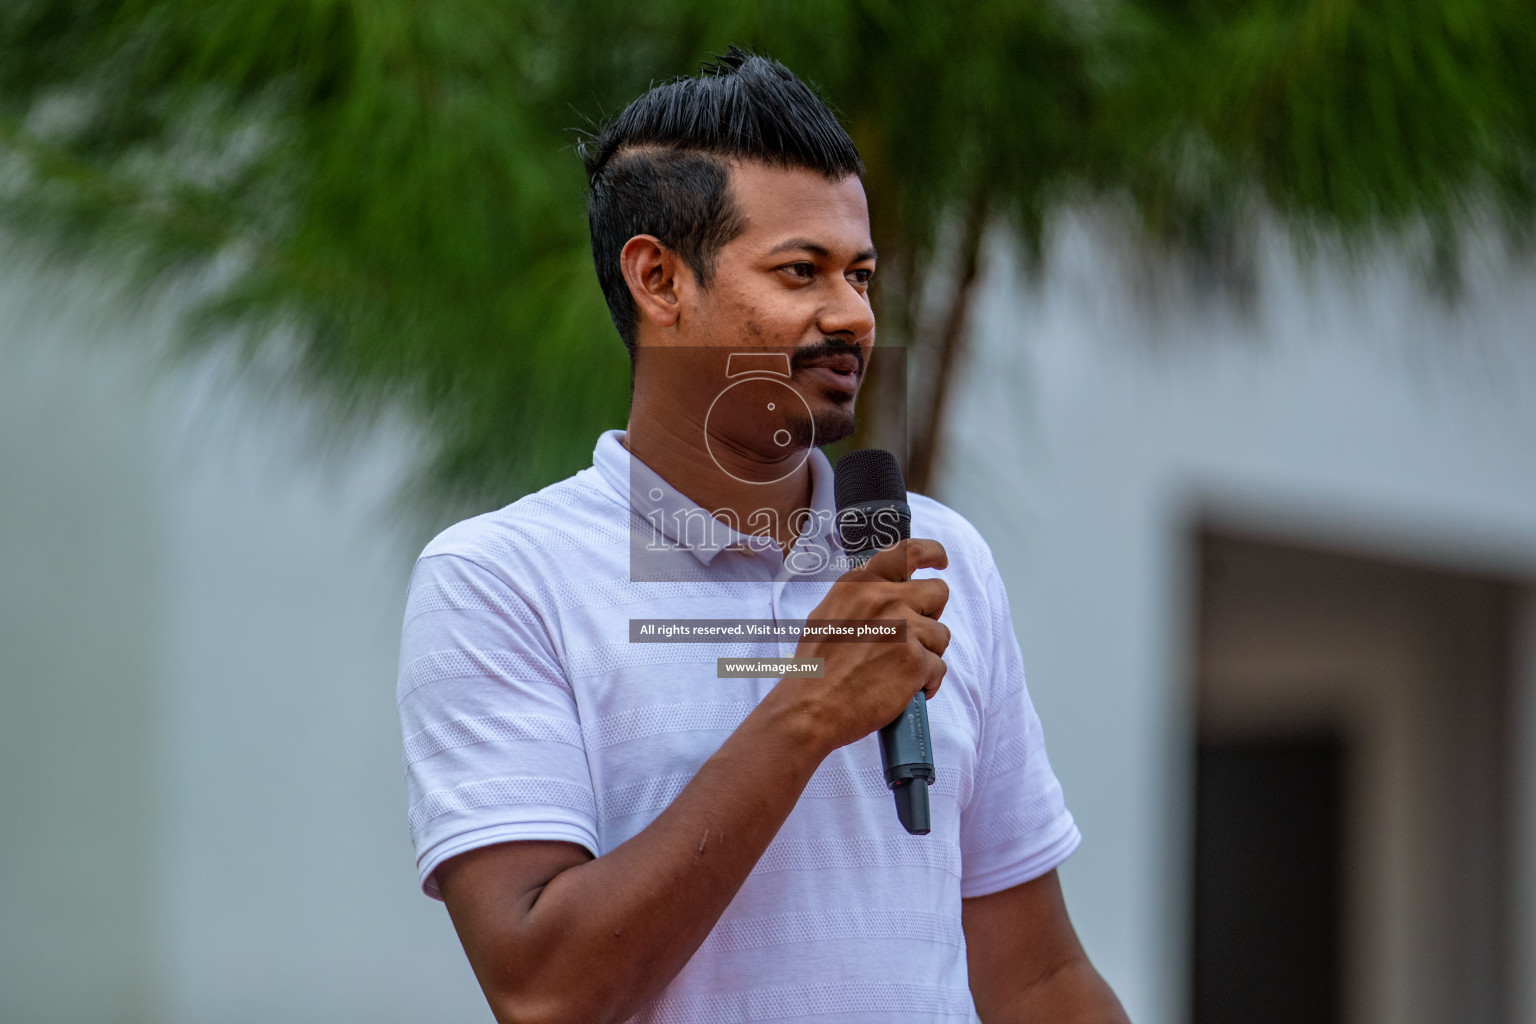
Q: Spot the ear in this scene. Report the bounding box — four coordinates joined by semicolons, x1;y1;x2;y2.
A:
620;234;691;332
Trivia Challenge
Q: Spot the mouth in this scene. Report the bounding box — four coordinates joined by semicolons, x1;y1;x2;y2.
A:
794;349;863;396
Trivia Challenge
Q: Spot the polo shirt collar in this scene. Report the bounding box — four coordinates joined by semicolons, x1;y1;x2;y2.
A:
592;429;839;568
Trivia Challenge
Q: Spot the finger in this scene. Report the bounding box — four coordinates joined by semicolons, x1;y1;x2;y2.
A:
855;538;947;582
920;653;948;700
905;538;947;577
910;616;952;657
905;578;950;620
854;542;908;582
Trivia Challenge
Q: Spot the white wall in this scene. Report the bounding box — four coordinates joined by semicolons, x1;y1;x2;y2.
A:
0;274;166;1024
939;220;1536;1024
0;266;489;1024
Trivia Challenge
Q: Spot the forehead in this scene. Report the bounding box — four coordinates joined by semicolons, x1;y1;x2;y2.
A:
724;161;872;256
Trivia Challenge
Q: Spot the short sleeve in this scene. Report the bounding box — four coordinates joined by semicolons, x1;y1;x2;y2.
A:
398;552;597;900
958;558;1081;898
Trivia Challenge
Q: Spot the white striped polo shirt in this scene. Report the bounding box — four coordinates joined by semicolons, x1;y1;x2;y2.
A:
398;429;1080;1023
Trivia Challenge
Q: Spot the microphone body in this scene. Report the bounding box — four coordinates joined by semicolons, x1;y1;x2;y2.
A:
834;449;936;836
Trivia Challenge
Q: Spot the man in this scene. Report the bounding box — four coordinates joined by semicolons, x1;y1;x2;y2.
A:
398;50;1128;1023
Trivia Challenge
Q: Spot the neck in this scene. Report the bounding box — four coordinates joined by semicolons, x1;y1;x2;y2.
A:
624;402;814;555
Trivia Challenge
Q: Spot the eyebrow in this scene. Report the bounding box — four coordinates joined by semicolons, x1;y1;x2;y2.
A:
768;238;878;263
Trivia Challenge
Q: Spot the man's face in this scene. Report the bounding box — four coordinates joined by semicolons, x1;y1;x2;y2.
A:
637;160;876;476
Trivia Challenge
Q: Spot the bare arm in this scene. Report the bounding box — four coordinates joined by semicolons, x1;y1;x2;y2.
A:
963;869;1130;1024
437;539;952;1024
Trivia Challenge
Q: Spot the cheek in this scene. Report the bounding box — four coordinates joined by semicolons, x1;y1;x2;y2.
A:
733;299;809;347
715;299;777;345
695;275;810;347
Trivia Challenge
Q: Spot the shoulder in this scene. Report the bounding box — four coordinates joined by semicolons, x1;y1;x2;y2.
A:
417;467;629;578
401;468;632;663
907;491;997;581
906;492;1011;677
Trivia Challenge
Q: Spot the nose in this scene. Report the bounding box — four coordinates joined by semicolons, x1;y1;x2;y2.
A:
817;277;876;349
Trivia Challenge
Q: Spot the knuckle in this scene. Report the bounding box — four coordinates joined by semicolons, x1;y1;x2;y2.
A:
935;624;952;653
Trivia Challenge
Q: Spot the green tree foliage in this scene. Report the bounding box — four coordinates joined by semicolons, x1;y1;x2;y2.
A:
1105;0;1536;275
1;1;1532;514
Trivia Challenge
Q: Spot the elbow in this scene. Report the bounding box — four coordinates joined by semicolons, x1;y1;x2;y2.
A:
487;995;566;1024
487;985;627;1024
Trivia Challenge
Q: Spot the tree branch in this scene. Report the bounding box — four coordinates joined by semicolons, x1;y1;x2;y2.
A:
908;189;989;495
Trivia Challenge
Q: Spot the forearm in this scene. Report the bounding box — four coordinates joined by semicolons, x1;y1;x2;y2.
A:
964;871;1130;1024
978;956;1130;1024
486;684;830;1024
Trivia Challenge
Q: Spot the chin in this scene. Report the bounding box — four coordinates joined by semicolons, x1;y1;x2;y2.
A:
811;406;857;446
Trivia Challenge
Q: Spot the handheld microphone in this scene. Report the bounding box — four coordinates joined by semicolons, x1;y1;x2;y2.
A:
833;448;936;836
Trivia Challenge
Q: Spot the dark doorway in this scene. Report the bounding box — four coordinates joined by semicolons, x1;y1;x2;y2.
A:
1192;528;1517;1024
1193;735;1345;1024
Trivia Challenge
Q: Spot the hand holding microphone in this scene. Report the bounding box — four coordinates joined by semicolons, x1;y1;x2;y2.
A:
788;449;947;834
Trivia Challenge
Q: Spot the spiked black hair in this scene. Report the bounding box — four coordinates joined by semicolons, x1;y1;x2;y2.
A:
580;49;865;355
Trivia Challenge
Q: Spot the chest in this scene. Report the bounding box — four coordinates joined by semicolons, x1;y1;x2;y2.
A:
545;576;988;853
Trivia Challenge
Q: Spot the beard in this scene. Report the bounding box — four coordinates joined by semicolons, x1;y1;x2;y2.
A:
787;337;862;447
783;402;856;448
738;399;854;459
697;339;861;487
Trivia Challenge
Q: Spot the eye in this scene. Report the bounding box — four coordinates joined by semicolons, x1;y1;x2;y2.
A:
780;261;815;280
848;267;874;287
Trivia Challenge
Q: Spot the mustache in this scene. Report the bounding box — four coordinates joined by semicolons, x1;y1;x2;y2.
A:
790;338;865;374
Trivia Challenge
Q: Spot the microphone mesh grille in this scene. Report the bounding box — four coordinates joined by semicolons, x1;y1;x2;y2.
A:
834;449;907;508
